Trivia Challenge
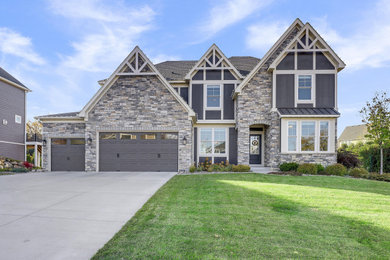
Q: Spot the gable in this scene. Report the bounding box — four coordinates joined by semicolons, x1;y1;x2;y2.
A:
79;46;195;119
185;44;243;81
234;18;304;95
269;23;346;72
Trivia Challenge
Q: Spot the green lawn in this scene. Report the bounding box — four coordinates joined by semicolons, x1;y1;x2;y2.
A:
93;174;390;259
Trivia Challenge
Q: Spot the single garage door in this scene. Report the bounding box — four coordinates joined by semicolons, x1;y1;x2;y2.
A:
99;132;178;172
51;138;85;171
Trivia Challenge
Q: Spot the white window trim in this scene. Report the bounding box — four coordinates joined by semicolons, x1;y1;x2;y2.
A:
204;84;222;110
318;120;330;153
15;114;22;124
283;119;332;154
295;74;315;106
287;121;297;152
197;127;229;163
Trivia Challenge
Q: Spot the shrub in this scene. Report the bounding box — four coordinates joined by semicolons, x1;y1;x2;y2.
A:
349;167;369;178
360;147;390;173
279;162;299;172
223;164;233;172
189;165;196;173
337;149;360;168
23;161;34;170
297;163;318;175
316;164;325;172
232;165;251;172
11;168;29;173
325;163;347;176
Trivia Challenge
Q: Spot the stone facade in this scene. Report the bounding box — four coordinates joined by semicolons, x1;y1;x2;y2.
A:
42;122;85;171
279;153;337;167
236;25;301;167
85;75;192;172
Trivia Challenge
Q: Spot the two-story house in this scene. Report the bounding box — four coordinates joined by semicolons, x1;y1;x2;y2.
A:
0;67;30;161
37;18;345;172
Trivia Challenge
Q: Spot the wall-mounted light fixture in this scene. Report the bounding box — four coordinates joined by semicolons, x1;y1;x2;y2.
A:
42;139;47;147
87;136;93;145
183;136;187;145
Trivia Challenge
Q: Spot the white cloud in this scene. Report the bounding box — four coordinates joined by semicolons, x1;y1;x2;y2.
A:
198;0;273;40
150;54;181;64
0;28;45;65
246;22;288;52
48;0;155;72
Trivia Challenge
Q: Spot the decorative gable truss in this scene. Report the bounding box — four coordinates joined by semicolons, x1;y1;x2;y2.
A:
185;44;243;80
79;46;195;119
269;23;346;71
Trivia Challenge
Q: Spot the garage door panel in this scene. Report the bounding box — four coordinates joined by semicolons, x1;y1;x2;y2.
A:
99;132;178;172
51;138;85;171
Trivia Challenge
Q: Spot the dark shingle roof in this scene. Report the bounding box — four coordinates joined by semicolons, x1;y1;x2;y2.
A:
154;56;260;81
38;112;80;118
0;67;28;89
278;108;340;116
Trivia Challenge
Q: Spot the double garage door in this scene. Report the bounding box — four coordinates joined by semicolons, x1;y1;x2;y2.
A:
99;132;178;172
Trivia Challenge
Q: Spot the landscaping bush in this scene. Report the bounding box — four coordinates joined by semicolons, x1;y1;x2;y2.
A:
297;163;318;175
23;161;34;170
349;168;369;178
232;165;251;172
279;162;299;172
189;165;196;173
366;173;390;182
337;149;360;168
325;163;347;176
360;147;390;173
11;168;29;173
316;164;325;173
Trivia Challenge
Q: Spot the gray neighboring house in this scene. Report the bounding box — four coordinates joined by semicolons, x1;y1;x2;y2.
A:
0;67;30;161
37;18;345;172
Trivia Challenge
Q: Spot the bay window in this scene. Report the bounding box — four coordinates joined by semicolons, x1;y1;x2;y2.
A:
199;128;226;155
301;121;315;151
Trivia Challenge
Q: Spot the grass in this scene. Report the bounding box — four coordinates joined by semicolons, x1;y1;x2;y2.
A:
93;174;390;259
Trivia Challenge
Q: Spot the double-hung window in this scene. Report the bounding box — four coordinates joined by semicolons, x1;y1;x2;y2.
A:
206;85;221;108
287;121;297;151
301;121;315;152
297;75;312;102
319;121;329;151
199;128;226;155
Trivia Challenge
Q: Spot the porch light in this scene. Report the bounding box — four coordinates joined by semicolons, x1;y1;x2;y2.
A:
183;136;187;145
42;139;47;147
87;136;93;145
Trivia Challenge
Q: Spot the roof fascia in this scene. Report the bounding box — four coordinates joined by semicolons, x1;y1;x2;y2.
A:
0;76;30;92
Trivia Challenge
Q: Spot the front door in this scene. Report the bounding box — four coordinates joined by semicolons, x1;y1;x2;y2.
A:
249;134;261;164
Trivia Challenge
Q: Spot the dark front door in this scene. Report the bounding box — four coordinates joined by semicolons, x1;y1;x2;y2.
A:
99;132;178;172
249;134;261;164
51;138;85;171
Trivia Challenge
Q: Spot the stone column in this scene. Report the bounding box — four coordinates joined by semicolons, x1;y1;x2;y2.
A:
237;124;249;165
85;124;97;172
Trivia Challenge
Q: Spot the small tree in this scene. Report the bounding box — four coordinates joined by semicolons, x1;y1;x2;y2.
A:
360;91;390;174
26;120;42;138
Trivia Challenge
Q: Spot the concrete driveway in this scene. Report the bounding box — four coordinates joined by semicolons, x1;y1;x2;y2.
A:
0;171;176;260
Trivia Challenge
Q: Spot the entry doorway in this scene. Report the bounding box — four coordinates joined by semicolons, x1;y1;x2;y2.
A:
249;134;261;164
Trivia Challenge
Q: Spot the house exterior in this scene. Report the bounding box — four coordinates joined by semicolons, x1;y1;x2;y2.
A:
338;124;368;146
37;18;345;172
0;67;30;161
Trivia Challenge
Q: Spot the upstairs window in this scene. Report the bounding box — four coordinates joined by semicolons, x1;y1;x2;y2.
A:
15;115;21;124
206;85;221;108
297;75;312;101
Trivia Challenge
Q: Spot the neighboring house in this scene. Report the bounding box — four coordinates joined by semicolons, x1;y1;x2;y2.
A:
338;124;368;146
0;67;30;161
37;18;345;172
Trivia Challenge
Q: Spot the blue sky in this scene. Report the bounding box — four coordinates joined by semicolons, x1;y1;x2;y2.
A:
0;0;389;136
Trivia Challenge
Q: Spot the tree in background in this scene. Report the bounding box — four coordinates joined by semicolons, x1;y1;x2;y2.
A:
360;92;390;174
26;120;42;139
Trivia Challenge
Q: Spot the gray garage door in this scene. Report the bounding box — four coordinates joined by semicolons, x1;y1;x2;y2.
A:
51;138;85;171
99;132;178;172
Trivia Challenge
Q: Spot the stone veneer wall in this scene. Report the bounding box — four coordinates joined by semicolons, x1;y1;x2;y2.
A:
279;153;337;167
85;75;192;172
41;122;85;171
236;25;301;168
